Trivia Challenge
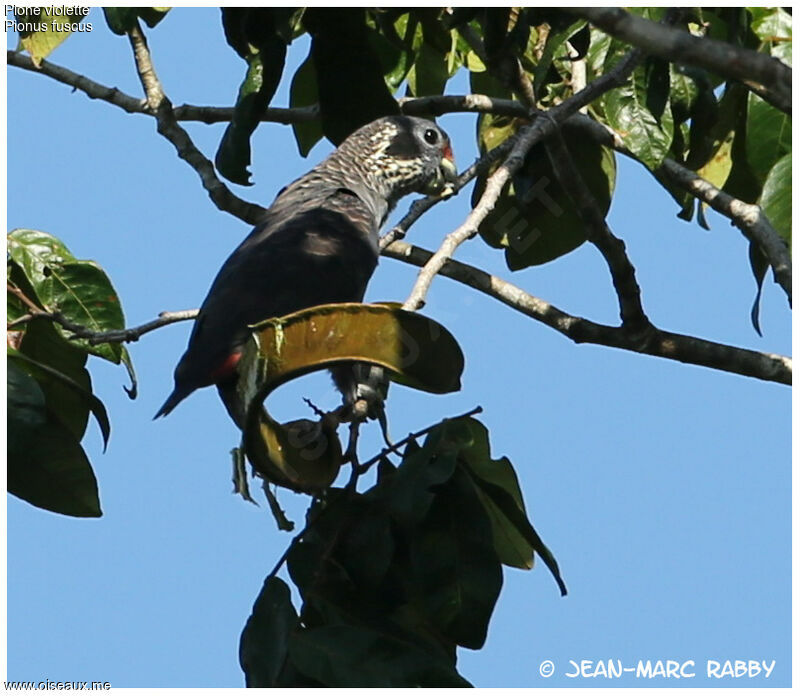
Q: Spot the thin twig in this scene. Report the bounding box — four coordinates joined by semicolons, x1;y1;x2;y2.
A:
382;241;792;385
70;310;199;345
6;284;198;345
357;405;484;475
568;7;792;114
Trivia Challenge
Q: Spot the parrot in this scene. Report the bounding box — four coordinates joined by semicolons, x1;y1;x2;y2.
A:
154;115;457;425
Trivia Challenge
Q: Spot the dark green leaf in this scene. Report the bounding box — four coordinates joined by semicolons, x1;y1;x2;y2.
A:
745;93;791;183
368;14;416;92
8;414;101;518
102;8;168;35
723;99;762;205
451;419;534;569
10;350;110;450
304;8;399;145
467;471;567;596
382;429;457;527
15;311;92;443
215;43;287;185
758;152;791;247
408;465;502;649
338;505;395;590
102;8;139;34
474;121;616;268
532;20;586;99
289;55;323;157
407;41;449;97
240;577;298;687
120;346;138;399
8;359;47;461
216;10;288;185
138;8;170;29
747;241;769;336
288;625;472;687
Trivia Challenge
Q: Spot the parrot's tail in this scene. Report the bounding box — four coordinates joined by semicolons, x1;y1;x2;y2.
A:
153;386;190;419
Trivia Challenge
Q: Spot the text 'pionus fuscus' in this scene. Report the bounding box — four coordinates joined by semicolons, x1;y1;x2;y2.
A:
155;116;457;422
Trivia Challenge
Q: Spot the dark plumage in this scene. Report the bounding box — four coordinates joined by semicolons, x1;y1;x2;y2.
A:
155;116;457;421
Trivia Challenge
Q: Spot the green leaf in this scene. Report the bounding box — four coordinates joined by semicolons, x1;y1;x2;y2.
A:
216;46;287;185
466;469;568;596
138;7;170;29
585;27;612;78
102;8;139;34
303;7;400;145
8;413;101;518
337;504;395;590
408;465;502;649
532;19;586;100
382;430;457;527
745;93;791;183
13;306;92;443
7;229;127;365
758;152;791;247
451;419;534;569
747;241;769;336
406;42;449;97
304;8;400;145
10;350;111;451
120;346;138;399
240;577;298;687
367;14;416;93
216;10;288;185
8;359;47;461
288;625;471;687
602;53;674;170
723;96;763;205
289;55;323;157
16;7;85;65
474;120;616;269
750;7;792;66
102;8;168;35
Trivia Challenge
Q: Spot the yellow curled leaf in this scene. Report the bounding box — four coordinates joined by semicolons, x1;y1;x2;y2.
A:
238;302;465;493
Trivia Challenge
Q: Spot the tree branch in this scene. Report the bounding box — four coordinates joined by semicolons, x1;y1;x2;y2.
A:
125;25;266;225
382;242;791;385
7;50;319;125
567;7;792;115
402;47;644;311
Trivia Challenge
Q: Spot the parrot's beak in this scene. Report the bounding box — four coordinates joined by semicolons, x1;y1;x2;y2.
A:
440;143;458;184
423;143;458;196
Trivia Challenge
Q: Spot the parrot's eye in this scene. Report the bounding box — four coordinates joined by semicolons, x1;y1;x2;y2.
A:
423;128;439;145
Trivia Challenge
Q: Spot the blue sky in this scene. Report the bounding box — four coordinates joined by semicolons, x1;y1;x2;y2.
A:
6;8;791;688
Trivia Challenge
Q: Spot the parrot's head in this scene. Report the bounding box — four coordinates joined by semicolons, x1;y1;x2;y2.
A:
336;116;458;205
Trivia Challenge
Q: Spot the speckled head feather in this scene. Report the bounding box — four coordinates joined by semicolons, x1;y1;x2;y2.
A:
270;116;457;229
